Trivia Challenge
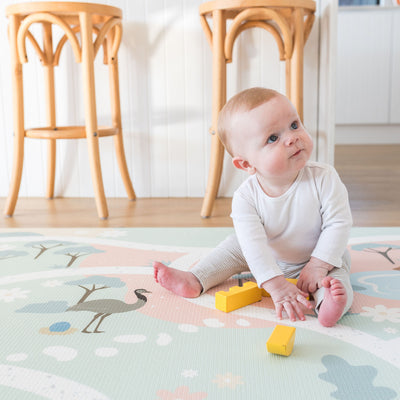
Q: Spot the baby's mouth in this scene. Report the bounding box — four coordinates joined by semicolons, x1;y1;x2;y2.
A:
291;149;302;158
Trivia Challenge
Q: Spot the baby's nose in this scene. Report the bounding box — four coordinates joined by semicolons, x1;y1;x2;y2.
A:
285;133;299;146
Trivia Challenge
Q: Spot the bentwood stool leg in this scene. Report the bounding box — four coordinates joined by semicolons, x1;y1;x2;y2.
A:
201;9;226;219
288;8;305;121
4;15;24;217
42;21;57;198
107;27;136;200
79;11;108;219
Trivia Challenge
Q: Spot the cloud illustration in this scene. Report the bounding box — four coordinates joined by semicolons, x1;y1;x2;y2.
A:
16;301;70;314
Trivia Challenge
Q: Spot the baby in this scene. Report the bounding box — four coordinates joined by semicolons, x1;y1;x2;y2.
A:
154;87;353;327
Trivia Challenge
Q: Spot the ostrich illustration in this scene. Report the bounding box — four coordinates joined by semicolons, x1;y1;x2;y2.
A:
67;288;151;333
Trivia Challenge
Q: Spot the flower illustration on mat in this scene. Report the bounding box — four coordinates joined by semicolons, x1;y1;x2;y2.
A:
212;372;244;389
0;288;30;303
181;369;198;378
360;305;400;323
156;385;207;400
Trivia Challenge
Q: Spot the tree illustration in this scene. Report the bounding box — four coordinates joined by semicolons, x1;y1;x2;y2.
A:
66;276;126;303
55;246;105;267
351;243;400;265
25;240;73;259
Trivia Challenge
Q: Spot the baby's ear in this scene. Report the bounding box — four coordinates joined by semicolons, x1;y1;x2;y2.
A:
232;157;256;174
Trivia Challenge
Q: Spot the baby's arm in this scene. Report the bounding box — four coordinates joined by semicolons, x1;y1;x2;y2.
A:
262;276;313;321
297;256;334;293
310;165;352;274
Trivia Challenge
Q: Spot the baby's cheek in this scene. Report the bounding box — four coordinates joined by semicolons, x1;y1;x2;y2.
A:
267;154;288;175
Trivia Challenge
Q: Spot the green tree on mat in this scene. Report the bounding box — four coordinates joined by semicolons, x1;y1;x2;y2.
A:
351;243;400;266
66;276;126;303
55;246;105;267
25;240;72;259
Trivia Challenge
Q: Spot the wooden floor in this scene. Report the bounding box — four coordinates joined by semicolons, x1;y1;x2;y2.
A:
334;144;400;227
1;145;399;228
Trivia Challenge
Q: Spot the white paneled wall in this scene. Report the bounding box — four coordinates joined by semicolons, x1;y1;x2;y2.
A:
0;0;335;199
335;7;400;145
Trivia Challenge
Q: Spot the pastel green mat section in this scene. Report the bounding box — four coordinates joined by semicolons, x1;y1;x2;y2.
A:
0;228;399;399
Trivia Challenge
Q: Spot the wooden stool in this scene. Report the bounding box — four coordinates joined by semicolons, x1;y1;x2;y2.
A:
4;2;135;220
199;0;316;217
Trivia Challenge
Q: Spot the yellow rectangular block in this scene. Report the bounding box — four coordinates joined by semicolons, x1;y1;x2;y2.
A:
215;281;262;313
266;325;296;356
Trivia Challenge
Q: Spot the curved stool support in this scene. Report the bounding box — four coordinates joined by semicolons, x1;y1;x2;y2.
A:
225;8;293;62
17;12;82;64
226;20;286;62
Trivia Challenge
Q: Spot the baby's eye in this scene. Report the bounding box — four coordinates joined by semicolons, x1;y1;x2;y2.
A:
267;134;278;144
291;121;298;130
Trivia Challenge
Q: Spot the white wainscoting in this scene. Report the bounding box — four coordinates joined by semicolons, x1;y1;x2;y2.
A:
0;0;335;199
335;7;400;145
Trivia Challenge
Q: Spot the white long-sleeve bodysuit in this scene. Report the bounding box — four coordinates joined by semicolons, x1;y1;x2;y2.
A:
191;162;353;314
231;161;352;286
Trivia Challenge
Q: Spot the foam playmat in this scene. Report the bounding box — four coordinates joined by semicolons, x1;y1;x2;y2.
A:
0;227;399;399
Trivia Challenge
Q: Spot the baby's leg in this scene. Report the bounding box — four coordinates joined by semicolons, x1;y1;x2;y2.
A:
191;234;249;293
154;234;248;297
154;262;202;298
313;258;353;327
317;276;349;327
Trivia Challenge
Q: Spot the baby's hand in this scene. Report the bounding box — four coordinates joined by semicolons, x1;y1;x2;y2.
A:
297;257;334;294
262;276;313;322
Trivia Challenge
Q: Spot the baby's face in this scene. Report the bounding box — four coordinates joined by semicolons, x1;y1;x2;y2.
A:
231;94;313;188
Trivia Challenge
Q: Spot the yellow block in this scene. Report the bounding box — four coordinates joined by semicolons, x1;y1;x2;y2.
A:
266;325;296;356
215;282;262;313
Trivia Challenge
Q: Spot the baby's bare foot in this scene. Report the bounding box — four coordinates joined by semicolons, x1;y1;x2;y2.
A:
318;276;347;327
153;261;202;298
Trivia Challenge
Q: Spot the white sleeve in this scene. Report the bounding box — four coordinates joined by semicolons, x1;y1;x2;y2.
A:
231;190;283;287
311;167;352;268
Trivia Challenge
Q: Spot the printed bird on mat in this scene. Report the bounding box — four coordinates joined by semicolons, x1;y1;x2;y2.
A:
67;289;151;334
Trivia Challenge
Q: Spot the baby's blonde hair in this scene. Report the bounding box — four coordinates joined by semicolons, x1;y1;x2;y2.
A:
217;87;279;157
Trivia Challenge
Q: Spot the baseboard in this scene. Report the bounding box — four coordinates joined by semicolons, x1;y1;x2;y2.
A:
335;124;400;144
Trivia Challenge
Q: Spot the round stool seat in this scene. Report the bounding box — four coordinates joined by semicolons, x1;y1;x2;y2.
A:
199;0;316;14
6;2;122;18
